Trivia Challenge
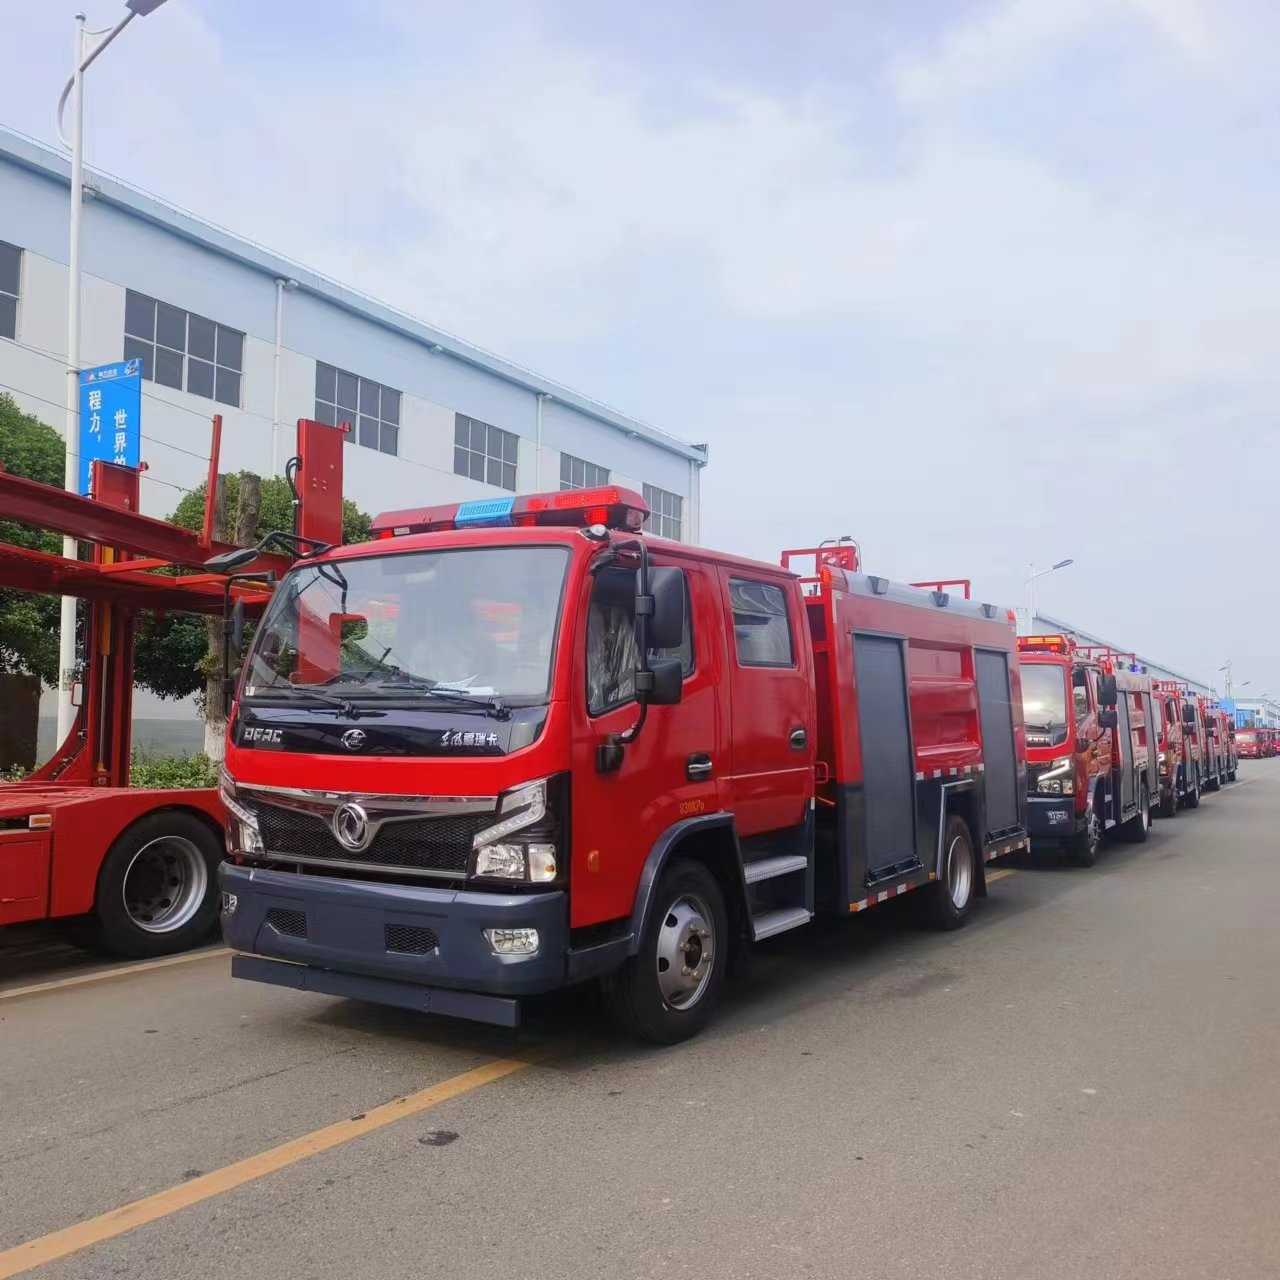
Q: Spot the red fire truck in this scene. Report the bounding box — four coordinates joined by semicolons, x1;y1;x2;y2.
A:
1236;726;1271;759
1152;680;1201;814
0;419;343;956
213;490;1029;1042
1015;636;1157;863
1198;699;1235;788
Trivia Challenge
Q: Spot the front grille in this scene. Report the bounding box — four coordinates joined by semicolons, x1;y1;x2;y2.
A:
266;907;308;938
385;924;439;955
248;802;491;878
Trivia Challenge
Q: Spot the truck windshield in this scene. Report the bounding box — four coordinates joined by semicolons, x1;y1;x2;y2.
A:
1021;663;1069;730
242;546;569;706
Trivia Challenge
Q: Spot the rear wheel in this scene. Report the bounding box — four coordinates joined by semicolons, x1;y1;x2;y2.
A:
924;816;976;930
1069;805;1102;866
602;858;727;1044
85;812;223;958
1121;781;1151;843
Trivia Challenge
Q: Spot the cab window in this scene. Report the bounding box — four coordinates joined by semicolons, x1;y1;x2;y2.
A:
1071;668;1092;723
586;566;694;715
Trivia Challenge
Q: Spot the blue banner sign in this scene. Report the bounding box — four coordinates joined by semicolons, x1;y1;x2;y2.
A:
78;359;142;495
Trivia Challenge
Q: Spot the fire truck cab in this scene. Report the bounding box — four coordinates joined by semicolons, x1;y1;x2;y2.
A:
1016;636;1157;863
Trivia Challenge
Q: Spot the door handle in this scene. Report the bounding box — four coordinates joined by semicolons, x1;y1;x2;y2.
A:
687;753;714;782
790;727;808;750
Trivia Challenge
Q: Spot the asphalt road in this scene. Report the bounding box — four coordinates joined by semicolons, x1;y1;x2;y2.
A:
2;766;1278;1280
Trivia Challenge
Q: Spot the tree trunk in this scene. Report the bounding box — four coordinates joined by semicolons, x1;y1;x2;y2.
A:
203;476;228;761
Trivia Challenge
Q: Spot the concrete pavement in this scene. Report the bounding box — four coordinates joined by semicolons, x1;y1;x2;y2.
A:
1;765;1278;1279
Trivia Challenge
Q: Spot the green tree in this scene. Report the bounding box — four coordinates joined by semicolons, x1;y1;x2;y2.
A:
0;394;66;682
133;474;372;703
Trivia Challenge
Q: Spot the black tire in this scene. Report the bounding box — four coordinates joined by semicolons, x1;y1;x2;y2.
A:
1185;772;1201;810
1206;767;1221;793
1120;781;1151;843
602;859;728;1045
1069;804;1102;866
1158;785;1178;820
86;811;223;958
924;816;976;930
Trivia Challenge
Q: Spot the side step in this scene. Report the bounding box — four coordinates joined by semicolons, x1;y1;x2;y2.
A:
751;906;812;941
743;854;808;884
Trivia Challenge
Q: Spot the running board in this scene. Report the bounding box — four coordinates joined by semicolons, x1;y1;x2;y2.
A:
743;854;809;884
751;906;812;941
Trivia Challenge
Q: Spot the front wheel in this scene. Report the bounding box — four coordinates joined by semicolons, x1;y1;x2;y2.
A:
924;816;976;930
85;811;223;958
1069;806;1102;866
1185;772;1201;810
602;859;728;1044
1159;785;1178;820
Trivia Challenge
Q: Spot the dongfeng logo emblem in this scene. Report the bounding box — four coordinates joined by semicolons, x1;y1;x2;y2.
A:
341;728;367;751
332;802;371;852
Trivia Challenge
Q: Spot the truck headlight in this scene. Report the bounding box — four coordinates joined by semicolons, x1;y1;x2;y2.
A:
1036;757;1074;795
218;767;263;853
470;780;561;883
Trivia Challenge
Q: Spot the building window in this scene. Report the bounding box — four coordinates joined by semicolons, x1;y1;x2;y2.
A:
560;453;610;491
0;241;20;341
123;290;243;406
454;414;517;491
315;363;400;455
643;483;683;540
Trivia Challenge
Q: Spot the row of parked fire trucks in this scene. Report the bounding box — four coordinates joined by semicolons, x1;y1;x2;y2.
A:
0;420;1256;1042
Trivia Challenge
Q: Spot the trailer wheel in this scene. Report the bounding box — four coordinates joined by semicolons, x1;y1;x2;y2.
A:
602;858;727;1045
87;812;223;958
1069;806;1102;867
1120;781;1151;843
924;816;975;930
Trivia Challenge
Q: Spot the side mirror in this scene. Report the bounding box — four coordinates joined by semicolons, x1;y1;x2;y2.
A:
1206;722;1217;736
1182;705;1197;726
205;546;258;574
230;598;246;654
1097;708;1118;730
1097;674;1118;707
639;567;685;651
642;657;683;706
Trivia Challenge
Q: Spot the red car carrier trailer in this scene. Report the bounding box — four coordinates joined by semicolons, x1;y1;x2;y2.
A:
0;418;344;956
215;491;1029;1042
1016;636;1157;863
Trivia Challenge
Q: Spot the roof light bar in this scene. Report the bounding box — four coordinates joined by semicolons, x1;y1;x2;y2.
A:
371;486;651;539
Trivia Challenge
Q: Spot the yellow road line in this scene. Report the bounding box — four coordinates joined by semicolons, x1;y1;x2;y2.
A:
0;947;231;1002
0;1052;545;1280
985;868;1017;883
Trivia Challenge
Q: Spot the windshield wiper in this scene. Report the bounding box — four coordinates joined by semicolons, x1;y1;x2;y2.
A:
247;686;371;719
362;675;510;719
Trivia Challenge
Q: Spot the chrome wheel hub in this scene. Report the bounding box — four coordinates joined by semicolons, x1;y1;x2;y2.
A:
122;836;207;933
655;893;715;1010
945;835;972;909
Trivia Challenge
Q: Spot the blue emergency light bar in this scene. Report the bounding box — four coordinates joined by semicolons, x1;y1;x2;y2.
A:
454;497;516;528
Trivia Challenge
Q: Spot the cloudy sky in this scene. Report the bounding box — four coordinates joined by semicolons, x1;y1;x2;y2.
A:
2;0;1277;694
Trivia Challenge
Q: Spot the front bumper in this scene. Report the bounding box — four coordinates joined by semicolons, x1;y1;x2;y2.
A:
220;863;569;1003
1025;794;1084;841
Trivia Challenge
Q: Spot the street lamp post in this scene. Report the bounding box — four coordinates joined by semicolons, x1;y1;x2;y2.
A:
1025;558;1074;622
53;0;170;745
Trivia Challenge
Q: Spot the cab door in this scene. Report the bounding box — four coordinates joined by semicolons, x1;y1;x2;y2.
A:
716;570;815;845
568;556;727;929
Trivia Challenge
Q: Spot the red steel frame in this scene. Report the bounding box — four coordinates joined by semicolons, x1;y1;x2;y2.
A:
0;419;344;930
